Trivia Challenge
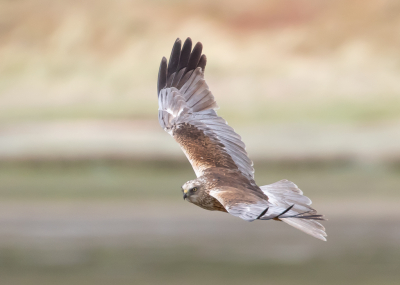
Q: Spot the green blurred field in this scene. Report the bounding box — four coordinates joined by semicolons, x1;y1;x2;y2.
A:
1;246;400;285
0;161;399;285
0;160;399;200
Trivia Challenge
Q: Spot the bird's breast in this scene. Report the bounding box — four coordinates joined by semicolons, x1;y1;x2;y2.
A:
191;193;227;212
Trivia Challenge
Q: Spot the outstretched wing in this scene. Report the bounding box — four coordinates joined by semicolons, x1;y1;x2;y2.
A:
157;38;255;183
209;186;306;222
209;186;327;241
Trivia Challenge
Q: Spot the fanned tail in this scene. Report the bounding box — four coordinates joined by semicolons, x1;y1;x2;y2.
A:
260;180;327;241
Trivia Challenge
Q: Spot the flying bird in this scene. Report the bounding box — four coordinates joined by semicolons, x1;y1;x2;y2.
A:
157;38;327;241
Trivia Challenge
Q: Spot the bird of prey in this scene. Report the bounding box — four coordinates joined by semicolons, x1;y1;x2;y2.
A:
157;38;327;241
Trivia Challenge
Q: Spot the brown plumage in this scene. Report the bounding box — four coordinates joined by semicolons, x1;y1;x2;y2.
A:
173;123;239;174
157;38;327;241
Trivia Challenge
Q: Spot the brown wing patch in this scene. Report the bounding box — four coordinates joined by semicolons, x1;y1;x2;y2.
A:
209;186;271;221
196;193;227;213
173;123;238;176
212;187;261;207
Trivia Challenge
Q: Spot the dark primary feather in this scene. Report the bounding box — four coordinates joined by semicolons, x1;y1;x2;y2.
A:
157;57;167;96
177;42;203;89
186;42;203;75
197;54;207;71
167;39;181;80
158;37;208;95
177;38;192;72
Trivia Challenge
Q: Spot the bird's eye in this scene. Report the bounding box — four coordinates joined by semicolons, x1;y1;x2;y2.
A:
192;187;197;192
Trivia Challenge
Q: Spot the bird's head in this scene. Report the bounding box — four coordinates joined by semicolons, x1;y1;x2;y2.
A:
182;179;203;203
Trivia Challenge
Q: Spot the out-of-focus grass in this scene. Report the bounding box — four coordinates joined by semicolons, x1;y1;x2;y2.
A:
1;96;400;125
1;161;399;285
0;160;191;200
220;97;400;125
0;101;157;122
0;160;399;200
1;245;399;285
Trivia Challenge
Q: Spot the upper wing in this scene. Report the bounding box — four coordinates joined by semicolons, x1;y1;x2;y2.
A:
209;186;327;241
157;38;255;183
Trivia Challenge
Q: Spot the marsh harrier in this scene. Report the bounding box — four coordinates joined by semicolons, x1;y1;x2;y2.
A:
157;38;327;241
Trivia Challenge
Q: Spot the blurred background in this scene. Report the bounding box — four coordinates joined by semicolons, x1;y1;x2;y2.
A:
0;0;400;284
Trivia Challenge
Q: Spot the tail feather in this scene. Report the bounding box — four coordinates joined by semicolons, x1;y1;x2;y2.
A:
260;179;327;241
283;218;327;241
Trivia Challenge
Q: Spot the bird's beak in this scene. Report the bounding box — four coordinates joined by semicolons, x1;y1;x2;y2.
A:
183;189;188;200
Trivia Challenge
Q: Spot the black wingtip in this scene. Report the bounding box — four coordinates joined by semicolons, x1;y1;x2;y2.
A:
157;57;167;96
177;38;193;71
160;37;207;92
167;39;182;79
195;41;203;49
186;42;203;72
198;54;207;72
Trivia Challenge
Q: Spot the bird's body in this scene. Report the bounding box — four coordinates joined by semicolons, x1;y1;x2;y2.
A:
183;167;263;212
157;38;327;241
